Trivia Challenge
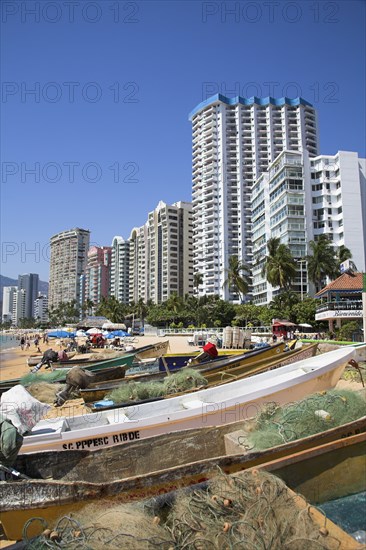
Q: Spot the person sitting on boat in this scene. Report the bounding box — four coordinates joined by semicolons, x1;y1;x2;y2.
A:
0;413;24;474
31;348;59;373
188;341;218;365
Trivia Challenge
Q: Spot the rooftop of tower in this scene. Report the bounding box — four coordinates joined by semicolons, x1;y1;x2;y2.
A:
189;94;314;120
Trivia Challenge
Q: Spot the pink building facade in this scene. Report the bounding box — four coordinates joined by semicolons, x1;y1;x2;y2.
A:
84;246;112;306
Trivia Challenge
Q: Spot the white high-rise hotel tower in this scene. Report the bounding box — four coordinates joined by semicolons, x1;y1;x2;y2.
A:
190;94;318;301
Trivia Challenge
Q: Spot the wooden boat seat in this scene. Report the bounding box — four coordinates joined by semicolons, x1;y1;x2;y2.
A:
106;412;132;424
66;416;111;430
181;399;208;410
31;418;68;436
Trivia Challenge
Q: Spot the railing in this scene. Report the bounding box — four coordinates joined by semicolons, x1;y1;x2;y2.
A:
156;326;272;337
316;300;362;313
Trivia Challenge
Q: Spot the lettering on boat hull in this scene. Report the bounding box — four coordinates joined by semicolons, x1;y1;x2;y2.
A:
62;430;140;450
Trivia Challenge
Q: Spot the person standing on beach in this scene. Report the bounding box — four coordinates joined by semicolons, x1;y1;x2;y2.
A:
20;337;25;351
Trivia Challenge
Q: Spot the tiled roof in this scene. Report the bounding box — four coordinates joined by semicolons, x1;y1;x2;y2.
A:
315;273;363;296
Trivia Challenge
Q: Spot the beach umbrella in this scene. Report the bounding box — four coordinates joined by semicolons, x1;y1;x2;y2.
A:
86;328;103;335
110;330;129;338
47;330;76;338
76;330;87;337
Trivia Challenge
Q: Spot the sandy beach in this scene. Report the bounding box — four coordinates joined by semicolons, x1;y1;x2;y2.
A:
0;335;200;381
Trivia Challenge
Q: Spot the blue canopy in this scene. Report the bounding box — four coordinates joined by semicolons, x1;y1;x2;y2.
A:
48;330;76;338
106;330;129;339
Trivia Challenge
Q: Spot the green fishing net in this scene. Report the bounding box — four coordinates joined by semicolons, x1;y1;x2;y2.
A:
247;389;366;451
20;370;69;386
106;368;207;404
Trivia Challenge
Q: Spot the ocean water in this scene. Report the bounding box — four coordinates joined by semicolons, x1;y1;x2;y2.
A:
0;334;20;351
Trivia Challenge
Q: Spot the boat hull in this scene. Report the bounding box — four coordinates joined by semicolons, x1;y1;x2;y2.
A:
2;426;365;542
157;341;289;371
20;347;355;454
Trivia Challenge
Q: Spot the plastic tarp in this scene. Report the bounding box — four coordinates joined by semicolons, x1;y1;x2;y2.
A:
47;330;76;338
105;330;129;339
0;385;51;435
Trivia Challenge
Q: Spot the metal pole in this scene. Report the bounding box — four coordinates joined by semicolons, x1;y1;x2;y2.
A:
300;261;304;302
363;273;366;342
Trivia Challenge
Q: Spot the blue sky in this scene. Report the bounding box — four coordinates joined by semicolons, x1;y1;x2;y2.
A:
1;0;365;280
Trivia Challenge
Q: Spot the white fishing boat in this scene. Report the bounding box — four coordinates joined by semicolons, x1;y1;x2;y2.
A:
19;346;356;454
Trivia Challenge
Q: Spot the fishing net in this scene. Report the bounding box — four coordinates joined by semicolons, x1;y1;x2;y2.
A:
26;382;63;404
166;469;342;549
106;369;207;404
163;368;207;394
106;381;165;403
22;470;343;549
247;389;366;451
20;370;69;386
86;351;126;360
23;502;171;549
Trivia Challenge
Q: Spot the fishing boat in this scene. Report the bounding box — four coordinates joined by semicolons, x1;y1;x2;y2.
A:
2;413;365;542
17;346;355;454
0;343;170;396
26;341;170;368
155;339;296;371
79;341;292;403
0;353;137;398
82;342;319;406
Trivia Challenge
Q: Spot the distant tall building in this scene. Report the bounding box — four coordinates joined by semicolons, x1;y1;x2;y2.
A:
129;224;149;304
110;237;130;304
251;150;366;304
48;228;90;308
147;201;193;303
129;201;193;304
34;293;48;322
310;151;366;272
2;286;17;323
18;273;39;318
12;289;26;326
84;246;112;308
189;94;318;301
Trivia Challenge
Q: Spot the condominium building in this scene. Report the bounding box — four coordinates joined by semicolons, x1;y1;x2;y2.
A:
128;201;193;304
251;150;366;304
2;286;17;323
310;151;366;271
189;94;318;301
129;224;149;304
34;293;49;322
48;228;90;308
84;246;112;307
110;236;130;304
18;273;39;318
12;289;26;325
147;201;193;303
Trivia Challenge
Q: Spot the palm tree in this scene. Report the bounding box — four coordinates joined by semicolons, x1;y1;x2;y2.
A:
306;235;338;292
261;238;297;291
166;292;183;322
223;255;250;302
193;272;203;295
81;298;94;318
96;296;126;323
